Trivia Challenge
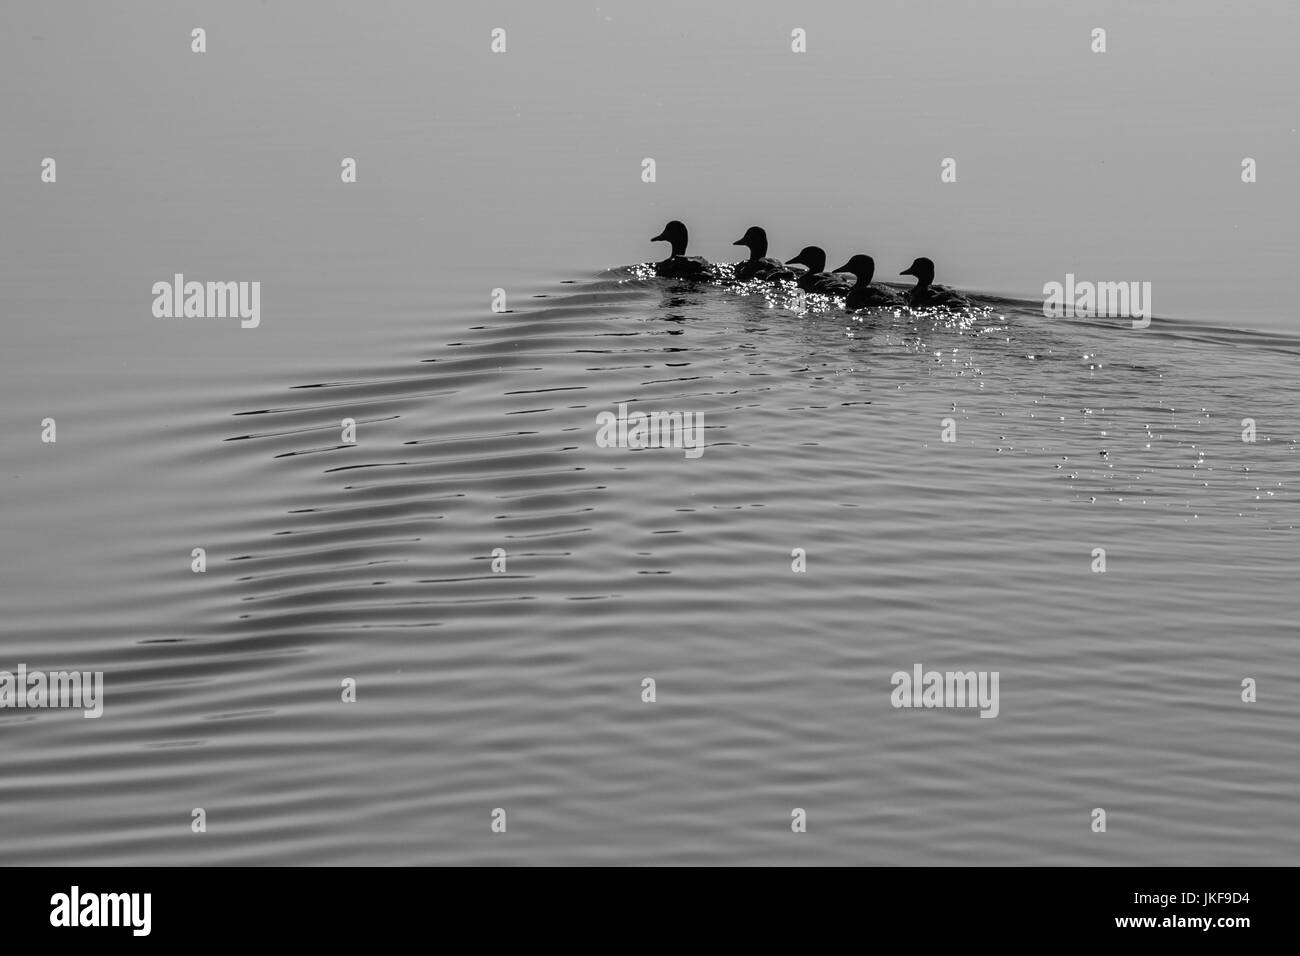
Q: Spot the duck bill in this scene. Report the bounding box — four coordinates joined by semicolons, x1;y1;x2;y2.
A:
732;238;747;247
899;267;916;277
652;230;668;242
832;262;852;274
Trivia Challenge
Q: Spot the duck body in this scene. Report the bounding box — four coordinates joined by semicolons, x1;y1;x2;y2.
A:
833;255;905;310
763;262;808;282
656;255;713;279
735;256;790;281
807;272;854;295
899;257;973;309
786;246;853;294
907;284;972;308
847;283;905;310
731;226;792;281
811;270;852;293
651;220;713;280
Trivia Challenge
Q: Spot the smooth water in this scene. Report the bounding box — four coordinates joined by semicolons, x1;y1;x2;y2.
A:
2;2;1298;865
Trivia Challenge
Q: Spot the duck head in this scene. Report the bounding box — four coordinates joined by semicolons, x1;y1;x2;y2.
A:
787;246;827;273
733;226;768;260
652;220;690;258
900;257;936;289
833;254;876;284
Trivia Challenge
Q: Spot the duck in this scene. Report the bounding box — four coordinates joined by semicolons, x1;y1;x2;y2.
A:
732;226;791;281
650;221;713;280
899;257;973;308
785;246;854;295
832;255;905;310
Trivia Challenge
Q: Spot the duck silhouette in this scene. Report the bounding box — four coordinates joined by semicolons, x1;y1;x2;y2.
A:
732;226;792;281
899;257;973;308
651;221;712;280
786;246;853;295
833;255;904;310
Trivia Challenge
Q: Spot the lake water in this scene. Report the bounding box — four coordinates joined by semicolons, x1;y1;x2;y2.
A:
2;2;1298;865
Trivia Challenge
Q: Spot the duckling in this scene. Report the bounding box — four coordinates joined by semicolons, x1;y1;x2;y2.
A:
732;226;790;281
651;221;712;280
899;257;973;308
833;255;905;310
785;246;854;295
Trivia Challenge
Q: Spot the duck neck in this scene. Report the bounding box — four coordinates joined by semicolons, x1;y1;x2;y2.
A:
748;237;767;260
806;251;826;273
667;236;688;257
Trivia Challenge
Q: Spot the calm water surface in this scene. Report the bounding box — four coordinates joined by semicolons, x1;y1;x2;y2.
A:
3;270;1298;864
